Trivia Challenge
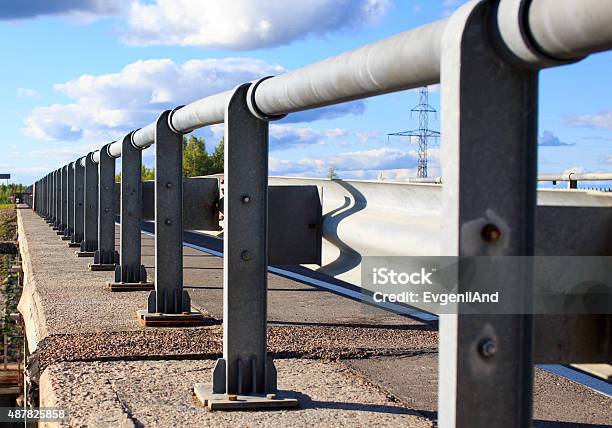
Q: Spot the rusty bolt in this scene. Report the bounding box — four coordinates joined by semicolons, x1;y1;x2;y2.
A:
266;393;276;400
479;338;497;358
241;250;251;261
227;394;238;401
481;223;501;243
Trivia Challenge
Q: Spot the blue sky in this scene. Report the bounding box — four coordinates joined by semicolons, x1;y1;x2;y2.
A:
0;0;610;185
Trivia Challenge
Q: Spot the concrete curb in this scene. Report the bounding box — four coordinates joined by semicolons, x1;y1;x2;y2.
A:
17;209;49;353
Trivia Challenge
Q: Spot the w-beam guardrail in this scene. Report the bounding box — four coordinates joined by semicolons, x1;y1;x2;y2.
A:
27;0;612;425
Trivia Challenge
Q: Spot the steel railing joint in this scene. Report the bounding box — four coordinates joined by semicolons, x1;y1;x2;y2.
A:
246;76;288;122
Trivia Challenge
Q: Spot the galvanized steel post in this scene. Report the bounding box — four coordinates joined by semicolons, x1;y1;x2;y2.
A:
194;82;297;409
64;161;75;240
53;170;59;228
42;176;46;219
439;1;537;427
59;165;68;234
33;180;37;213
90;144;118;270
47;174;51;220
47;173;52;222
54;169;61;229
49;171;54;223
40;177;45;218
50;170;57;227
78;153;99;256
58;167;64;232
138;109;204;325
43;175;48;219
71;158;85;247
108;132;153;290
46;174;51;221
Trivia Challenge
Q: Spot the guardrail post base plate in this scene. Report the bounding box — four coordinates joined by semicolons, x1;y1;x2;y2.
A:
75;251;95;258
107;282;154;292
194;383;297;411
136;309;212;327
107;265;153;291
87;258;119;272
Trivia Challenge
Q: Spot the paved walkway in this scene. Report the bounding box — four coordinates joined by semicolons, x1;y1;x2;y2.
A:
17;208;612;427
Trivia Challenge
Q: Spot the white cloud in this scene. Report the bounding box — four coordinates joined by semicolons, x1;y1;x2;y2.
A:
374;168;418;181
270;147;417;176
356;130;383;143
17;88;40;98
23;57;366;144
562;166;585;176
1;142;101;179
567;110;612;130
124;0;391;50
538;130;574;147
23;58;285;143
270;125;349;151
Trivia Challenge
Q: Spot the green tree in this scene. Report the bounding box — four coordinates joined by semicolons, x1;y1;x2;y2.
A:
115;165;155;182
210;138;224;174
141;165;155;181
327;166;339;180
114;135;224;182
0;183;26;204
183;135;212;177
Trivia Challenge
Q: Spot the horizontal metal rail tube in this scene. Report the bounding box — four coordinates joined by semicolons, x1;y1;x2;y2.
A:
538;173;612;182
73;0;612;159
252;20;445;117
528;0;612;60
418;173;612;184
108;15;446;156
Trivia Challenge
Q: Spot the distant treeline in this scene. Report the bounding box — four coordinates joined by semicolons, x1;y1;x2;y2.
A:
0;184;27;204
116;136;224;181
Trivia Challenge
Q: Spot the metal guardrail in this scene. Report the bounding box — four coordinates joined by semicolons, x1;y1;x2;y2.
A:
539;173;612;189
408;174;612;189
28;0;612;425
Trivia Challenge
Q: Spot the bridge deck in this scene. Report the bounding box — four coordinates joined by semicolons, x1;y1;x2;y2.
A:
17;208;612;427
